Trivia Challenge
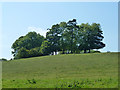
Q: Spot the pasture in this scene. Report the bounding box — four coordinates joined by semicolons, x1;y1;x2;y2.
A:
2;52;118;88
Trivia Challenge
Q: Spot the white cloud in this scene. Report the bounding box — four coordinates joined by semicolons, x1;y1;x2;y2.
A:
28;27;48;37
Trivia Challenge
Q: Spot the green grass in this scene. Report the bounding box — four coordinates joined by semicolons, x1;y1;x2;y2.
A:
2;52;118;88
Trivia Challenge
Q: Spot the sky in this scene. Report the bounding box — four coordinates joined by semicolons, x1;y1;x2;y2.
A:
0;2;118;59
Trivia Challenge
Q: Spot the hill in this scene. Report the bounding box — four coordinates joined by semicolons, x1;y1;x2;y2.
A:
2;52;118;88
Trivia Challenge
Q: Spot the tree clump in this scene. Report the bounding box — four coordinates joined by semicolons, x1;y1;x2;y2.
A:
12;19;105;59
12;32;45;59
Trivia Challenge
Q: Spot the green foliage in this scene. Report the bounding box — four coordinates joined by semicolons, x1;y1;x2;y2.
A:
63;19;78;53
0;58;7;61
46;24;62;54
2;78;118;88
12;19;105;59
92;51;101;53
46;19;105;54
77;23;105;53
15;47;29;59
12;32;44;59
90;23;105;49
29;47;41;57
40;40;51;55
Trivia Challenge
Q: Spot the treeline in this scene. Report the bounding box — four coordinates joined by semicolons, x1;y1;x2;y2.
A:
12;19;105;59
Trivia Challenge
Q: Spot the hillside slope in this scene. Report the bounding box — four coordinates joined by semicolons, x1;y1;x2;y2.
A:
2;52;118;88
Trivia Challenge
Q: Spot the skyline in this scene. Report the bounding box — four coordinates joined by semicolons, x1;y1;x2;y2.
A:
0;2;118;59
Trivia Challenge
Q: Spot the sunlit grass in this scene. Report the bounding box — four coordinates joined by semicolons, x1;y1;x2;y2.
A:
2;52;118;88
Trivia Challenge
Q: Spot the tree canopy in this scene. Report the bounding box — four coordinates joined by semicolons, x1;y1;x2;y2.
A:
12;32;44;59
46;19;105;54
12;19;105;59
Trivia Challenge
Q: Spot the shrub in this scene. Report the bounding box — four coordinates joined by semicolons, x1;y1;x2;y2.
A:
15;47;29;59
0;58;7;61
93;51;101;53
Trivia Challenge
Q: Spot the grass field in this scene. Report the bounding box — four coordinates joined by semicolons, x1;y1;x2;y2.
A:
2;52;118;88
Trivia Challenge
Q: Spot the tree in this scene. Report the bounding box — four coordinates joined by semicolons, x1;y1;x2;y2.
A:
78;23;105;53
66;19;79;53
12;32;44;59
40;40;51;55
15;47;29;59
12;19;106;59
0;58;7;61
46;24;61;55
29;47;41;57
78;23;91;53
59;22;67;54
90;23;105;50
46;19;105;54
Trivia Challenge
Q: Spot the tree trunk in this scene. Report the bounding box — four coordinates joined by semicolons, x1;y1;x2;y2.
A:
67;50;69;54
52;52;54;55
84;49;87;53
73;49;75;54
88;49;90;53
62;50;65;54
55;52;57;55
